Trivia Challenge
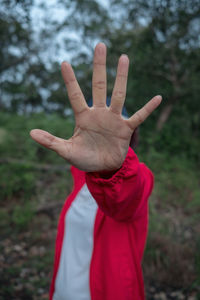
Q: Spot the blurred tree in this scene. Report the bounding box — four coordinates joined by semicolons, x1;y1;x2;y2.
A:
105;0;200;159
0;0;44;112
1;0;200;161
48;0;111;103
57;0;200;133
0;0;110;114
90;0;198;127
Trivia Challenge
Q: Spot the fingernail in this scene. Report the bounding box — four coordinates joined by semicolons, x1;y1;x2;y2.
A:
156;95;162;101
120;54;129;66
120;54;129;61
96;43;106;55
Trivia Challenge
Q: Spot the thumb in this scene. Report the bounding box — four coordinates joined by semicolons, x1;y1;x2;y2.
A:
30;129;70;159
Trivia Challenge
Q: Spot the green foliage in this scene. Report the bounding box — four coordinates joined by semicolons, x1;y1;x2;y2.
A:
11;202;35;231
0;112;73;233
138;148;200;217
195;239;200;285
0;163;35;201
0;112;74;163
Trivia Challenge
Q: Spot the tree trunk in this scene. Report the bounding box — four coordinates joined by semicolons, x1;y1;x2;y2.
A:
156;103;173;131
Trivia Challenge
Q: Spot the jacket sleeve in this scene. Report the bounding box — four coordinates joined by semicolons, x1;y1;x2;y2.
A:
85;147;154;222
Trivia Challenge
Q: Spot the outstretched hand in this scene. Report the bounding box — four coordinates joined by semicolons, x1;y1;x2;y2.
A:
30;43;162;172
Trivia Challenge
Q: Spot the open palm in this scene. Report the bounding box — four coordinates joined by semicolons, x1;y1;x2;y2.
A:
30;43;162;172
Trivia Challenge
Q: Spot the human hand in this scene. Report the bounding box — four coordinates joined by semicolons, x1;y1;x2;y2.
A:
30;43;162;172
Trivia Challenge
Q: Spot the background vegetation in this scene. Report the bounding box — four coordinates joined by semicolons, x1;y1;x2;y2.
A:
0;0;200;299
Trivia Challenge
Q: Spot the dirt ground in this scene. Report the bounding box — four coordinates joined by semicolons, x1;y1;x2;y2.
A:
0;205;199;300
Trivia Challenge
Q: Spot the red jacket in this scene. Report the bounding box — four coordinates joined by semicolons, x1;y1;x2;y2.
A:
49;147;154;300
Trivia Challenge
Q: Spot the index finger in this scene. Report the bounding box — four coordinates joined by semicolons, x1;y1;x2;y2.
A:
61;62;88;114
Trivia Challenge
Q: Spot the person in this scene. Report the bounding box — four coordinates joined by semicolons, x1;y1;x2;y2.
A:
30;42;162;300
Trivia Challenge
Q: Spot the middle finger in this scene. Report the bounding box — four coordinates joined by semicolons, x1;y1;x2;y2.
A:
92;43;107;107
